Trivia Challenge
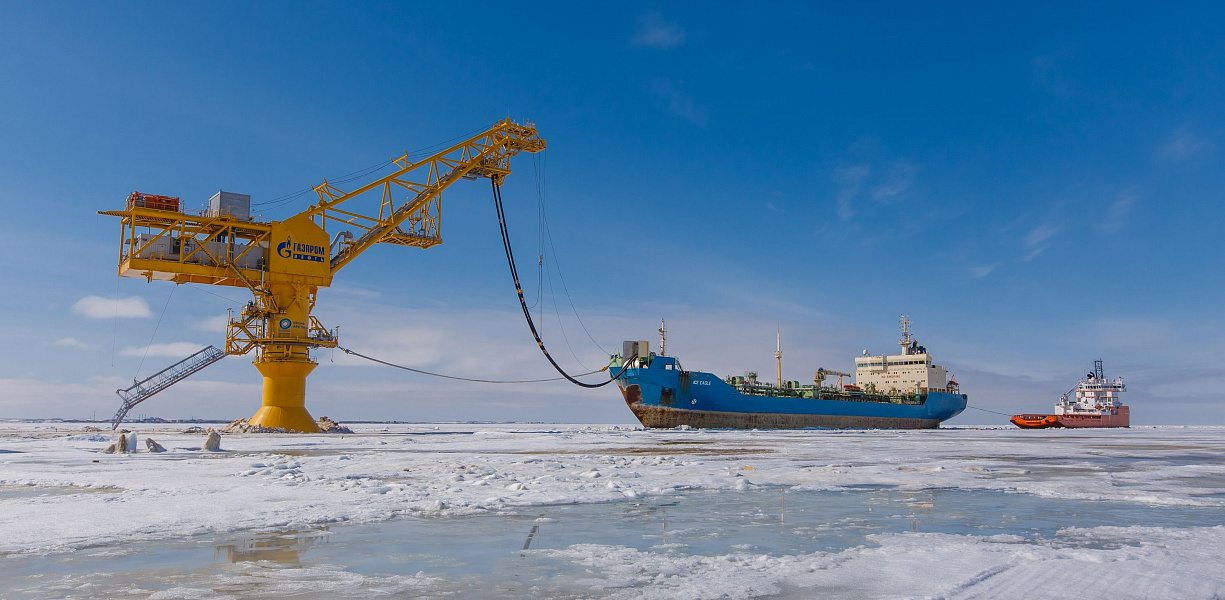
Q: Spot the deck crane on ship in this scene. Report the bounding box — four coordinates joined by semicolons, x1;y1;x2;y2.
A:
100;120;546;431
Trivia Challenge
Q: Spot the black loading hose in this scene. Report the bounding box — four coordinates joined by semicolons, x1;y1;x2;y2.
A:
492;179;634;387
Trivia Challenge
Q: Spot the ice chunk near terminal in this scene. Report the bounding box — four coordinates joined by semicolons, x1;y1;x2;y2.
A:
202;432;222;451
317;416;353;434
146;438;166;453
219;419;282;434
102;432;136;454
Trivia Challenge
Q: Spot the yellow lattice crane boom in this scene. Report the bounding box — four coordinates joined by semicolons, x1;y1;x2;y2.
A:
100;119;546;431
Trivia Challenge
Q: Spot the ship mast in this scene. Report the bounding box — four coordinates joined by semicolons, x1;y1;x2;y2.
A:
659;319;667;357
899;314;913;355
776;327;782;387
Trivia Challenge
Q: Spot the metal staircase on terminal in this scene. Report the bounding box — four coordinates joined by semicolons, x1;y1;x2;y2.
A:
111;345;226;429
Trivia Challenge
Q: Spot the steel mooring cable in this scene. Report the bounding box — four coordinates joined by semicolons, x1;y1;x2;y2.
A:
338;346;606;384
965;405;1014;417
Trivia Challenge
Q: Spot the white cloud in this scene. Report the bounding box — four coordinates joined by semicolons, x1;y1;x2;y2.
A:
970;264;997;279
1022;223;1060;260
51;337;89;349
828;143;921;224
0;378;115;417
0;376;251;420
870;161;917;201
1158;130;1209;161
120;341;208;358
1097;192;1139;232
73;295;152;319
325;286;382;300
630;11;685;50
650;79;708;126
832;163;870;221
193;314;229;333
1024;223;1058;247
1031;46;1079;98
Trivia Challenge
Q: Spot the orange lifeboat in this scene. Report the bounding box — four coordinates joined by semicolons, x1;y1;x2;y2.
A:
1010;414;1062;429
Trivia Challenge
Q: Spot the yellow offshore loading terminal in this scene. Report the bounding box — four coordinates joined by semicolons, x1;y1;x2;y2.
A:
101;120;545;431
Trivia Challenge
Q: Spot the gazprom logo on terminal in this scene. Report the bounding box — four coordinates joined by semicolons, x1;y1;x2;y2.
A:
276;235;325;263
276;236;293;259
278;318;292;330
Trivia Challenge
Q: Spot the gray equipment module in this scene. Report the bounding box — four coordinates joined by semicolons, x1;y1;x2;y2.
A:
208;190;251;220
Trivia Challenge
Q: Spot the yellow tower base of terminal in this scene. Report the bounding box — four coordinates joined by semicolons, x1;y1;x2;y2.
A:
249;359;320;433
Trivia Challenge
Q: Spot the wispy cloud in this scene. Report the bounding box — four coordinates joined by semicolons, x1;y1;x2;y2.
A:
120;341;208;358
827;137;924;225
630;11;685;50
832;163;870;221
325;286;382;300
73;295;152;319
1157;130;1209;162
1022;223;1060;260
52;337;89;349
970;264;997;279
1096;192;1139;232
650;78;708;125
870;161;917;202
1031;46;1080;97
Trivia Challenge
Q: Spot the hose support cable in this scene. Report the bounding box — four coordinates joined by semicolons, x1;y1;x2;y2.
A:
493;180;629;388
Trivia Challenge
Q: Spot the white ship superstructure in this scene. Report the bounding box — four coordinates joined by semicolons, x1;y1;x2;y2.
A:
1056;360;1126;416
853;316;958;394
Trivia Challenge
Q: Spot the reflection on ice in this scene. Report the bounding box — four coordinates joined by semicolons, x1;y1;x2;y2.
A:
0;484;122;500
214;528;330;565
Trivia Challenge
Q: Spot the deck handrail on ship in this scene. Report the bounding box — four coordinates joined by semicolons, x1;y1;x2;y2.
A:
724;380;929;405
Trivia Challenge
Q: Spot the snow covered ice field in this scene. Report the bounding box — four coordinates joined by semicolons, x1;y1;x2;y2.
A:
2;424;1224;599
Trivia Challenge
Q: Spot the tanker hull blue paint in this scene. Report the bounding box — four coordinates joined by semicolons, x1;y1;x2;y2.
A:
612;355;967;429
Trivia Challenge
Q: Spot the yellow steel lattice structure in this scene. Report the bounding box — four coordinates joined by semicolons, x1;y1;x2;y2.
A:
100;119;545;431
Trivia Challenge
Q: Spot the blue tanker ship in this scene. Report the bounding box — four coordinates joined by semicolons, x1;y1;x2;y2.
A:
609;317;967;429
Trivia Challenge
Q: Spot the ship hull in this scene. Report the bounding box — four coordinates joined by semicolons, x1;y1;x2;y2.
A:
1010;406;1130;429
614;359;967;430
1057;405;1130;428
629;402;943;429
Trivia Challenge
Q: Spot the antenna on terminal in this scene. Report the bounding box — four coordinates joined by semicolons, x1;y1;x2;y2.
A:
658;318;667;357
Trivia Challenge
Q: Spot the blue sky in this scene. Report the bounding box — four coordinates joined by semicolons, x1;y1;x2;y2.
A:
1;2;1222;425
